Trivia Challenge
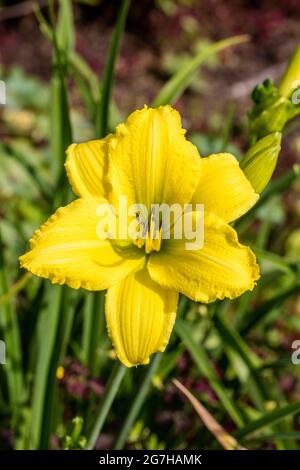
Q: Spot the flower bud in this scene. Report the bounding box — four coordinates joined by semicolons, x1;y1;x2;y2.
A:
248;80;298;139
279;45;300;98
240;132;282;193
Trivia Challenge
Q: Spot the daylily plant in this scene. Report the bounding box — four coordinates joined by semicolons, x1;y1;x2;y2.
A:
20;105;260;367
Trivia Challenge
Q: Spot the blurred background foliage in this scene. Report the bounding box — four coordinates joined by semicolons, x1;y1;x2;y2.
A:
0;0;300;451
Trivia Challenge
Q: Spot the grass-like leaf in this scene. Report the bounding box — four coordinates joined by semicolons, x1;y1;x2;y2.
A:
0;229;26;423
86;362;126;449
236;403;300;440
175;318;245;428
114;353;162;450
153;35;249;107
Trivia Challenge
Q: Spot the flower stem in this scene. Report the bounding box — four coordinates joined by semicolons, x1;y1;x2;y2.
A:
0;228;26;424
82;291;105;375
0;272;32;308
86;362;126;449
96;0;131;137
114;353;162;450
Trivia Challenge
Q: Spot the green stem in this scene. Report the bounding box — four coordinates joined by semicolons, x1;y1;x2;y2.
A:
114;353;162;450
96;0;131;137
27;1;74;449
28;286;70;449
235;403;300;441
0;229;26;424
86;362;126;449
82;291;105;375
0;272;32;308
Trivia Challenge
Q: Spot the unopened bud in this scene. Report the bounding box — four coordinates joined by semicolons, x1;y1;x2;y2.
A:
279;45;300;98
249;82;297;139
240;132;282;193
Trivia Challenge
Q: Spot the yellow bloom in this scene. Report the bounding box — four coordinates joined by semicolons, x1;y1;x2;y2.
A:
20;105;260;368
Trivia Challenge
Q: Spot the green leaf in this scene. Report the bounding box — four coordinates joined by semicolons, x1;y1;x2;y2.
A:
236;282;300;335
114;353;162;450
213;311;296;449
27;285;74;449
82;291;105;375
236;403;300;440
213;313;268;406
0;142;52;201
175;318;245;428
0;272;32;309
0;229;26;423
152;35;249;107
254;247;297;276
86;362;126;449
25;2;75;449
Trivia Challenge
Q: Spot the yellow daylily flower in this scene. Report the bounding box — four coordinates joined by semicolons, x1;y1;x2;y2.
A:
20;105;260;368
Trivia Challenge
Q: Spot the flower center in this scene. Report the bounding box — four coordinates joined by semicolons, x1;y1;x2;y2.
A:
133;211;163;254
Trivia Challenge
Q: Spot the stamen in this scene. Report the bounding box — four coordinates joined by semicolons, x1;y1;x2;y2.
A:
133;212;163;254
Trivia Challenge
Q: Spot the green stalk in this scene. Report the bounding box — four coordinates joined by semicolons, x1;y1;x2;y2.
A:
48;1;72;195
235;402;300;441
28;286;69;449
0;272;32;309
0;229;26;424
51;63;73;198
86;362;126;449
114;353;162;450
96;0;131;137
256;218;272;250
26;1;74;449
82;291;105;374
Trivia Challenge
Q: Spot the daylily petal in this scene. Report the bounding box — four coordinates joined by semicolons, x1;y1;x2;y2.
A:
65;136;112;198
148;211;260;303
191;153;259;223
105;267;178;367
20;198;145;290
107;105;201;211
